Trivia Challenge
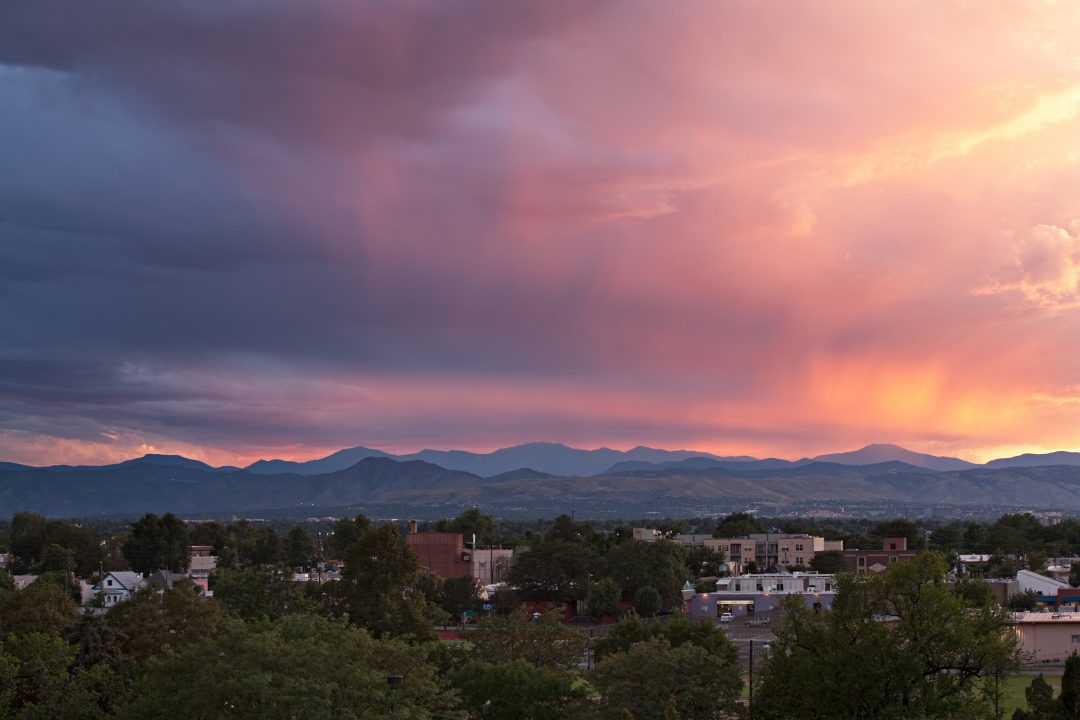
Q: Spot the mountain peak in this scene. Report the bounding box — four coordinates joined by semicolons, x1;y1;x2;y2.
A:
813;444;975;472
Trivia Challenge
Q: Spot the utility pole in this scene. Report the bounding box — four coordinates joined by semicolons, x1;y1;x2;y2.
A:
748;639;754;713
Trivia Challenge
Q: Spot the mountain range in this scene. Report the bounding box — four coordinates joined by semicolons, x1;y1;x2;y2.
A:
1;442;1080;518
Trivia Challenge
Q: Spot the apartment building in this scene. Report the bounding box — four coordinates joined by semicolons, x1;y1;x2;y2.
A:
704;533;843;573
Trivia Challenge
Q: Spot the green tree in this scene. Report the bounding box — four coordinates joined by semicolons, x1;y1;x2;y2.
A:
286;525;314;568
0;579;79;637
1009;590;1040;612
954;578;994;608
0;631;119;720
447;508;499;545
755;552;1020;720
605;540;688;609
123;513;189;574
810;549;849;574
588;637;742;720
508;540;598;601
870;518;924;548
593;613;739;664
105;581;223;661
585;577;622;619
712;512;763;538
333;524;431;639
329;514;372;558
213;566;312;622
439;576;482;623
120;614;457;719
1012;675;1059;720
470;610;586;670
632;586;661;618
684;544;726;578
450;659;585;720
1062;651;1080;718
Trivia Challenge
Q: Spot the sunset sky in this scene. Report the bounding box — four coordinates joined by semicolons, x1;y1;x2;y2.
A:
2;1;1080;467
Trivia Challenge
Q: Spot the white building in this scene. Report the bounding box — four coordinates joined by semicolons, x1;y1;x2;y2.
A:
97;571;145;607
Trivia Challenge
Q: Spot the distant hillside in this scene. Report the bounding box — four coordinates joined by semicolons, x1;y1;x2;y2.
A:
113;454;224;472
246;442;734;478
985;451;1080;469
606;457;801;474
246;446;392;475
5;453;1080;518
811;443;976;472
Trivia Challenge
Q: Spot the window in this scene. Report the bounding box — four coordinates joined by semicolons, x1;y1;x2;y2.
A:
795;544;804;551
889;543;897;550
756;583;764;591
777;583;784;591
107;579;113;586
795;557;803;565
1072;635;1080;644
825;583;832;591
858;556;866;567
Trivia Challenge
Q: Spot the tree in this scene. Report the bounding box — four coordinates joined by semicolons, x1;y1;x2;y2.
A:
213;566;312;622
593;613;739;664
0;631;121;719
450;659;585;720
328;514;371;558
605;540;688;609
105;581;223;661
809;549;848;574
508;540;598;601
755;552;1020;720
447;508;498;545
713;512;763;538
632;586;661;618
1070;561;1080;588
1062;651;1080;718
0;579;79;637
870;518;924;548
286;525;314;569
439;576;482;624
333;524;431;639
684;544;726;578
1013;675;1059;720
585;577;622;619
120;614;457;720
470;610;586;671
1009;590;1040;612
587;637;742;720
123;513;189;574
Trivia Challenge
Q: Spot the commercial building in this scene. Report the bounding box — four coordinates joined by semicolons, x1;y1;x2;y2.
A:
686;572;838;620
704;534;843;573
1012;612;1080;662
404;521;473;579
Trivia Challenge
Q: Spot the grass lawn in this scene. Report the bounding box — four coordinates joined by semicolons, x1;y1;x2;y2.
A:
997;673;1062;717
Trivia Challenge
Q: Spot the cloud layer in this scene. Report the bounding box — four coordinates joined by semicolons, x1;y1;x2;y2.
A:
2;0;1080;465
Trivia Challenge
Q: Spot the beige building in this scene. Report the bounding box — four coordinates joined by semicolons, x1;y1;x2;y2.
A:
1012;612;1080;662
472;548;513;585
705;534;843;573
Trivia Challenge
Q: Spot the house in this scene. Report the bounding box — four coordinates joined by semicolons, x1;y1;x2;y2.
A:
146;569;188;590
97;571;146;607
1012;612;1080;662
843;537;919;573
187;545;217;591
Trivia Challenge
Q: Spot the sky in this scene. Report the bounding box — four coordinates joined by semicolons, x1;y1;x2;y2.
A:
2;0;1080;467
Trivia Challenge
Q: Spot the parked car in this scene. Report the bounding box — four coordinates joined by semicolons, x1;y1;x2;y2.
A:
719;612;733;623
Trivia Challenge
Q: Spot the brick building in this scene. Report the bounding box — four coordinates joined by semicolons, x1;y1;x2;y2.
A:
843;537;919;573
404;521;472;578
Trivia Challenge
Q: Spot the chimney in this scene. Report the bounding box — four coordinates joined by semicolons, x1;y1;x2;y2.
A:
408;519;419;534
